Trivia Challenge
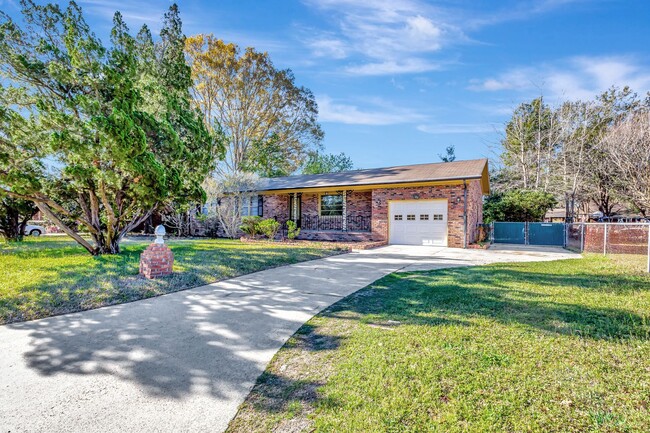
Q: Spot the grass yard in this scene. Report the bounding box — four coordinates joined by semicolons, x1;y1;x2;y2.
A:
0;236;344;324
227;255;650;433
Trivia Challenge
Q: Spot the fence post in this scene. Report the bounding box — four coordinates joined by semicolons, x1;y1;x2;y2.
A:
525;222;529;245
603;223;608;256
580;223;585;252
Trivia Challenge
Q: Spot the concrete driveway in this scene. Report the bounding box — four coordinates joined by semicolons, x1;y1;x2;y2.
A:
0;245;579;433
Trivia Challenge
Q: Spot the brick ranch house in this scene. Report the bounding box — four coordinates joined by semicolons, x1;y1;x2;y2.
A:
231;158;489;248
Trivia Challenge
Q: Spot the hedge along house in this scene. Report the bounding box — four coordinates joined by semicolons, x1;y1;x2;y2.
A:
240;158;489;248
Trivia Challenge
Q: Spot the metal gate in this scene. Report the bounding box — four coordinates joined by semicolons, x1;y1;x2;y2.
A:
493;222;526;244
528;223;565;246
493;222;565;246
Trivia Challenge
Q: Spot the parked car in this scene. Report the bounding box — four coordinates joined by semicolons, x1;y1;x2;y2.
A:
24;224;45;236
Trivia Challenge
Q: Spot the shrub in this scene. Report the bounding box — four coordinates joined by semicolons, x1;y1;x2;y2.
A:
286;220;301;240
483;190;556;223
258;218;280;240
240;216;262;237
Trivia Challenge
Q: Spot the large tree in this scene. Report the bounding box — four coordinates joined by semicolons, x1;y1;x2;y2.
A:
302;151;354;174
0;1;222;254
500;97;556;191
0;195;37;242
603;110;650;216
483;190;556;223
185;34;323;177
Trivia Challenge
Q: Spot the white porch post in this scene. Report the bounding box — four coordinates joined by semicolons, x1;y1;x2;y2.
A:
291;192;298;220
342;190;347;231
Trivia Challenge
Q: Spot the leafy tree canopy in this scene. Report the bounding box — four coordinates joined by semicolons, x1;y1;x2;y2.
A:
302;151;354;175
185;34;323;177
438;145;456;163
0;1;224;254
483;190;556;223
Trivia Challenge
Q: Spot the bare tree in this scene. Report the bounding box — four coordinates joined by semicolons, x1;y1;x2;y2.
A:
552;101;595;221
500;97;555;191
602;111;650;216
203;172;260;238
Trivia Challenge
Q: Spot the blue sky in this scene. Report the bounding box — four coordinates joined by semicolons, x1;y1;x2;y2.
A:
5;0;650;168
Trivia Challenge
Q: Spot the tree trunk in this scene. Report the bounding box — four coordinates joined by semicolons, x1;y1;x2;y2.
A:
0;206;23;242
35;202;97;254
96;237;121;254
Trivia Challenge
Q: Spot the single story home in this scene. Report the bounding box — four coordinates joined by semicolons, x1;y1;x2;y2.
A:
239;158;489;248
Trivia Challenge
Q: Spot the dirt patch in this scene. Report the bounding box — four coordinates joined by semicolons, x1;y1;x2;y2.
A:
225;313;357;433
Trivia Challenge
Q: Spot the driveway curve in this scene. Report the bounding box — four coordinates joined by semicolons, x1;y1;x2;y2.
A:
0;245;578;433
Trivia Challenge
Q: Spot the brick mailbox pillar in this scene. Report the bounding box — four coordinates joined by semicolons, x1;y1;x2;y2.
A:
139;225;173;279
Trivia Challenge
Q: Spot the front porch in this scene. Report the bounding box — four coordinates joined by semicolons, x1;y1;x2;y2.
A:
264;190;376;242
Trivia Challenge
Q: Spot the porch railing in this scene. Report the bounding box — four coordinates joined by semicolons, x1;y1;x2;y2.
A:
290;215;371;232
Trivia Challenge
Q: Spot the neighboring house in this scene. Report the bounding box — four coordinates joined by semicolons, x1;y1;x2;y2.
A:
239;158;489;248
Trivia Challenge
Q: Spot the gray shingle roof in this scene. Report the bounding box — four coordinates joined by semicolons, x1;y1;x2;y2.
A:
255;158;489;192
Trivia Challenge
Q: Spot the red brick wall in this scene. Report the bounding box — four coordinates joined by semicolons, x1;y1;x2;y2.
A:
262;194;290;221
371;181;483;248
257;183;485;247
466;180;483;244
301;193;318;219
583;224;649;254
263;191;372;231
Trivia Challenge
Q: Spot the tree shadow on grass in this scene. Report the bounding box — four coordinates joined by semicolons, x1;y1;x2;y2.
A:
1;240;339;324
324;266;650;341
284;323;346;351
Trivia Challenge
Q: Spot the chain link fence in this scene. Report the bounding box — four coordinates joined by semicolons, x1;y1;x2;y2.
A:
567;222;650;272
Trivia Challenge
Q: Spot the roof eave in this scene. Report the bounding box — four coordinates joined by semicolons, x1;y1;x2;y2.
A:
257;175;485;193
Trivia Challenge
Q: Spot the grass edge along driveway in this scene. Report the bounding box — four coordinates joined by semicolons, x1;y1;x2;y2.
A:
0;237;346;325
227;255;650;433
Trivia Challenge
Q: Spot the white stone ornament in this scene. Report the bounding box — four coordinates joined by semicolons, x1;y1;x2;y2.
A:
154;225;166;244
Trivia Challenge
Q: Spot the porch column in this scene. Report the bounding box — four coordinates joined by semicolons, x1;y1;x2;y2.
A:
291;193;298;220
342;190;347;231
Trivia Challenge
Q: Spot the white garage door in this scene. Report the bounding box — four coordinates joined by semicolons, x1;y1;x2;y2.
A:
389;200;448;246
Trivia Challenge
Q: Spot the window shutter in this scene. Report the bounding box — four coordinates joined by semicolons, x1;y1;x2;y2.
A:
257;195;263;217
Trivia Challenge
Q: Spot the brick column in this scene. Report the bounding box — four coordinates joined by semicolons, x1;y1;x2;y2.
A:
139;244;174;279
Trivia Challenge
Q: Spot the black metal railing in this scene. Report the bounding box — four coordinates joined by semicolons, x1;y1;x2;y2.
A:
298;215;371;232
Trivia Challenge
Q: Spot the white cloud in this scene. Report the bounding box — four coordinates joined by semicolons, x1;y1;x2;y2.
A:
303;0;462;75
469;56;650;100
317;95;426;125
308;38;349;59
464;0;584;29
79;0;166;26
417;123;498;134
345;58;441;75
302;0;581;76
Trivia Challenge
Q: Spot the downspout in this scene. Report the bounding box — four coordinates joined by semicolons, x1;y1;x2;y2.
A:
463;179;468;249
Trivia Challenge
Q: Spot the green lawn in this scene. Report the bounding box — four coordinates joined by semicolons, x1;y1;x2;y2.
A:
0;236;344;324
227;255;650;433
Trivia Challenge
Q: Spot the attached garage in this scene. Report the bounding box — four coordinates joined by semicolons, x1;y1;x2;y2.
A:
388;200;448;246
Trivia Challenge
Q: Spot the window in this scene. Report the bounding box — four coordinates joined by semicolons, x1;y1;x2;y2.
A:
407;214;416;221
320;194;343;216
420;214;429;220
394;214;403;221
433;214;444;221
242;195;262;216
